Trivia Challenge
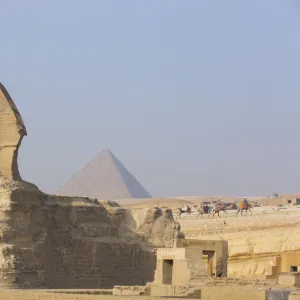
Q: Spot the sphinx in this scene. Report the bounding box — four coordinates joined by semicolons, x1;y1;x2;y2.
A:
0;83;27;180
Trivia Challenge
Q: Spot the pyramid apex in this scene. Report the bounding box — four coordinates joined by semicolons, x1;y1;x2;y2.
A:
98;149;115;158
102;149;112;154
57;149;151;200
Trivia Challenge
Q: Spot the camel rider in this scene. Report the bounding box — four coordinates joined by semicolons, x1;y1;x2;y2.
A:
240;197;248;209
239;197;247;209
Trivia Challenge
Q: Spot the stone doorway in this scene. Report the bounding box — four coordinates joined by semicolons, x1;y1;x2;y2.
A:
290;266;298;272
203;250;215;277
162;260;173;284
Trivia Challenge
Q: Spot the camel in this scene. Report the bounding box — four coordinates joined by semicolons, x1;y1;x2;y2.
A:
211;202;228;218
236;202;252;217
174;205;192;219
193;204;204;218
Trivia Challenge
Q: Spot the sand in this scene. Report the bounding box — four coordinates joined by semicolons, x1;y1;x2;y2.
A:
121;198;194;209
0;291;169;300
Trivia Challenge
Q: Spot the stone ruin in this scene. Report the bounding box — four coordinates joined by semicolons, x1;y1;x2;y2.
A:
0;83;27;180
114;239;229;298
0;83;182;288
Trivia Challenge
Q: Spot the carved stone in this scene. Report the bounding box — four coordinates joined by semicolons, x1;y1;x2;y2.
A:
0;83;27;180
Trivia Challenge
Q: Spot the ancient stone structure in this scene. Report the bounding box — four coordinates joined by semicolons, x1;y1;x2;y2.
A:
127;207;183;248
178;239;228;277
57;149;152;201
114;239;287;299
290;291;300;300
0;83;27;180
0;83;181;289
279;273;300;288
225;242;300;280
153;247;206;285
151;239;228;288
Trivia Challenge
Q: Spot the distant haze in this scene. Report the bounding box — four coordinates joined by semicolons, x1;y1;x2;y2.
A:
1;1;300;197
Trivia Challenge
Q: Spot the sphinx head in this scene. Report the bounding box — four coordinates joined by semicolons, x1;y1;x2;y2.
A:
0;83;27;181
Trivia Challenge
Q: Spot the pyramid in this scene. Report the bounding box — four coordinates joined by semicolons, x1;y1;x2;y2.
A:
57;149;152;200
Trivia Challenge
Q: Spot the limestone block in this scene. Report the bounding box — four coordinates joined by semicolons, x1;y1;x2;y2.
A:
0;83;27;180
150;284;189;297
201;285;266;300
112;285;148;296
290;291;300;300
279;273;300;288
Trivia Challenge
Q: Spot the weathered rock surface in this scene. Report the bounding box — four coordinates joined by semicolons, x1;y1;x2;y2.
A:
178;209;300;278
0;83;27;180
133;207;183;247
0;83;181;288
0;180;158;288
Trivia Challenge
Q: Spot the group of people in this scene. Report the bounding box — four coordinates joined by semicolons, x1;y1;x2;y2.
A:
175;197;251;219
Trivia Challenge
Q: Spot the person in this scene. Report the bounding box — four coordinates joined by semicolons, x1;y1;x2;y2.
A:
239;197;247;210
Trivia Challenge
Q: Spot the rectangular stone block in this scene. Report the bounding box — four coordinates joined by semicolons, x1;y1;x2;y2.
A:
112;286;148;296
279;273;300;287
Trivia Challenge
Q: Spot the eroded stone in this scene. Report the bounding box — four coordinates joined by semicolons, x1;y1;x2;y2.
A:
0;83;27;180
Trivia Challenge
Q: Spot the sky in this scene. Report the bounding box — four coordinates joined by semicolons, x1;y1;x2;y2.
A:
1;0;300;197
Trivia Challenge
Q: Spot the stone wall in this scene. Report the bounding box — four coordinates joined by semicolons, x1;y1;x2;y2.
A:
179;239;228;278
0;179;164;288
1;177;185;289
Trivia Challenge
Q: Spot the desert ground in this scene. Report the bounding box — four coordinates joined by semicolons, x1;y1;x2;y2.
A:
177;206;300;236
0;291;170;300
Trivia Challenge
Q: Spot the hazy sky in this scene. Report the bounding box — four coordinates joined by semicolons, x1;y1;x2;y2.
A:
1;1;300;197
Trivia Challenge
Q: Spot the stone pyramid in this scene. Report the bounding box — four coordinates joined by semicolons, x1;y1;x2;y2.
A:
57;149;152;200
